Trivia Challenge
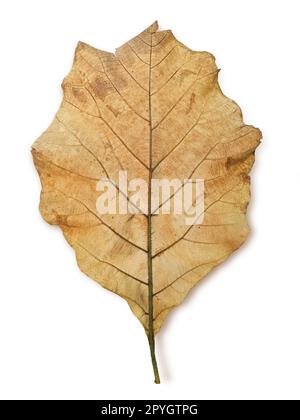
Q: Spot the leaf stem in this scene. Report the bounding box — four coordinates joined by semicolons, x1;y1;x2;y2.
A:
147;205;160;384
148;332;160;384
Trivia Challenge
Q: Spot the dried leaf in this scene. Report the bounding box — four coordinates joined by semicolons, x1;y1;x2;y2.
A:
32;22;261;383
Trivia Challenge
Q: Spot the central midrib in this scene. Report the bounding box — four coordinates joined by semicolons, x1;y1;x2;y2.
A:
147;31;160;384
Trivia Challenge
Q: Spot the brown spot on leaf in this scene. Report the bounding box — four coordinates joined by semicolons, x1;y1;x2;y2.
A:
107;104;120;117
91;77;112;100
186;92;196;114
71;87;87;103
179;69;197;85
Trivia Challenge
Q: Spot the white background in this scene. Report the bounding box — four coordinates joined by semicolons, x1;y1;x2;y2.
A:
0;0;299;400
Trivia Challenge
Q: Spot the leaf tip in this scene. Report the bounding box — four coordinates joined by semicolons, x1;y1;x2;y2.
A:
145;21;159;34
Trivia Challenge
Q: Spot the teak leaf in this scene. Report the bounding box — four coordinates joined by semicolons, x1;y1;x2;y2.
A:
32;22;261;383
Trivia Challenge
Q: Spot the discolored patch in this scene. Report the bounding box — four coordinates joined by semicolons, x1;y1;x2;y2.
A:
186;92;196;114
90;77;112;100
71;87;87;103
